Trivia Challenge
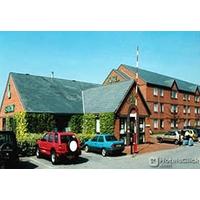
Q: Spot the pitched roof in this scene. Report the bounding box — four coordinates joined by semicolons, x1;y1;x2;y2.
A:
11;72;99;114
83;80;134;113
122;64;200;93
114;69;131;80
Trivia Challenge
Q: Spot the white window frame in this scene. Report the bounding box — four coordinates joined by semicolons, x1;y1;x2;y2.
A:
160;89;164;97
154;103;159;112
153;119;158;129
153;88;158;96
183;106;187;114
160;119;164;129
171;90;178;99
187;106;191;114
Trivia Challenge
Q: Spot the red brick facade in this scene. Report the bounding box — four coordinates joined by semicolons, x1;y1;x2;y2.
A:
0;75;24;130
105;64;200;134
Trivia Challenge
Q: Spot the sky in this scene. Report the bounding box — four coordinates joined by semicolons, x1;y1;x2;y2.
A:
0;31;200;101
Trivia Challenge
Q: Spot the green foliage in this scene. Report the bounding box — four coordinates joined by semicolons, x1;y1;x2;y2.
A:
26;113;56;133
82;113;96;134
99;112;115;134
69;115;83;133
76;132;95;145
17;133;44;156
14;112;28;141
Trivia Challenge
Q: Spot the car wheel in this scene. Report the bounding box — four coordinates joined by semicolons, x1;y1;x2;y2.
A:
51;150;58;165
174;139;179;145
85;145;89;153
158;138;163;143
101;149;107;157
36;146;41;158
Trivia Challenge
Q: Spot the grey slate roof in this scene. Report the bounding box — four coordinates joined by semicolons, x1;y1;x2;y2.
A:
123;64;200;93
83;80;134;113
11;72;99;114
114;69;131;80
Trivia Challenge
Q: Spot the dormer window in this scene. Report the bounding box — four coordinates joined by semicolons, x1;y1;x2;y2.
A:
171;90;178;99
195;96;200;103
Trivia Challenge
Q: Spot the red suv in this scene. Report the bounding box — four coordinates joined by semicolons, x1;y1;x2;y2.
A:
36;132;81;164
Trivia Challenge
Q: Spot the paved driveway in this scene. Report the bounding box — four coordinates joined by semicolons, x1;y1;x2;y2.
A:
18;142;200;169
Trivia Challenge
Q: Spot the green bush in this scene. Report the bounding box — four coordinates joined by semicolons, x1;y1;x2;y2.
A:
69;115;83;133
25;113;56;133
99;112;115;134
17;133;44;156
76;132;95;145
82;113;96;134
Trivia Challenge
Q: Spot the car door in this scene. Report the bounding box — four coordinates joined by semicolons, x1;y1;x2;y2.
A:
89;136;98;152
96;135;105;152
46;132;54;155
39;133;49;154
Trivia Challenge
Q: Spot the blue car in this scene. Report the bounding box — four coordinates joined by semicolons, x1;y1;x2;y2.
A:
84;134;125;157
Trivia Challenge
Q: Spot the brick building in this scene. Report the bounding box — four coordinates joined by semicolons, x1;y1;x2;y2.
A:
104;64;200;133
0;72;150;143
1;64;200;144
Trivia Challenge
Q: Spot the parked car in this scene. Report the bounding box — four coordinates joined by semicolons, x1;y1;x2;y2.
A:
0;131;19;168
180;129;198;141
36;132;81;164
84;134;125;157
157;130;182;145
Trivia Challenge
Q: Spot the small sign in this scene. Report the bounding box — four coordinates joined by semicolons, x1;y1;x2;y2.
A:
5;104;15;113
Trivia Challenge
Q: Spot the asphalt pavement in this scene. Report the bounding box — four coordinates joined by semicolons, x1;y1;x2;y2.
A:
18;142;200;169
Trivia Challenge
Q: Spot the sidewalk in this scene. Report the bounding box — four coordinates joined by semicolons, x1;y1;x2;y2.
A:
123;136;178;155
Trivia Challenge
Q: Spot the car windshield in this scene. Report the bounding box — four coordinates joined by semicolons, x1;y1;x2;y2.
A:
60;135;76;143
105;135;117;141
0;133;15;146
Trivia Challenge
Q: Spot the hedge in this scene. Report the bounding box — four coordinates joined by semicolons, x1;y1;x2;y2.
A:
99;112;115;134
82;113;96;135
69;115;83;133
17;133;44;156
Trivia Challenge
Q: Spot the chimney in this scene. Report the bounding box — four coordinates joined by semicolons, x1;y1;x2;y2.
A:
51;71;54;78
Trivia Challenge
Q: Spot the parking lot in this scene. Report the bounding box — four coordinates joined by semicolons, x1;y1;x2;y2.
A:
17;142;200;169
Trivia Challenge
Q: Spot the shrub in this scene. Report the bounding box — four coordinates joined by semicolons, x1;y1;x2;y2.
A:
82;113;96;134
17;133;44;156
99;112;115;134
25;113;56;133
76;132;95;146
69;115;83;133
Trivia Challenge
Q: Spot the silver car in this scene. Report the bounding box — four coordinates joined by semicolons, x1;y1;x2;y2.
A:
157;131;183;145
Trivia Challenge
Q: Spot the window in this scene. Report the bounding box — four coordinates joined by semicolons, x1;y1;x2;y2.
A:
195;96;200;103
184;120;187;128
91;136;98;142
154;103;159;112
120;118;127;134
160;103;164;113
54;134;58;143
183;94;190;101
187;106;191;114
153;119;158;129
48;133;54;142
198;120;200;126
171;105;178;113
171;119;178;128
153;88;158;96
160;89;164;97
42;134;49;141
98;136;104;142
183;106;187;114
171;90;178;99
198;108;200;114
160;119;164;129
